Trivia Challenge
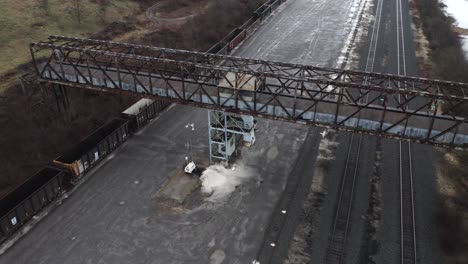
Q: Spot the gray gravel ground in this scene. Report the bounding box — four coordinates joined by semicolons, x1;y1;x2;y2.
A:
307;133;376;264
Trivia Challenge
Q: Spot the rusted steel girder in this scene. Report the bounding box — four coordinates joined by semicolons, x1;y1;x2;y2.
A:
30;36;468;149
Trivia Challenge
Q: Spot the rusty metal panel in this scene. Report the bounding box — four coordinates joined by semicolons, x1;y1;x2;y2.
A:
35;188;48;209
207;42;229;55
15;203;28;224
0;217;11;239
228;29;247;51
98;140;109;157
0;215;13;238
43;181;55;202
53;118;129;177
109;133;118;151
270;0;281;9
0;168;65;242
23;198;35;219
121;98;167;132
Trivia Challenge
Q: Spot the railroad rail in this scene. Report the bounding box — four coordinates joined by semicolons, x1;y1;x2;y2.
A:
323;0;383;260
399;143;416;263
396;0;417;261
324;134;362;263
30;36;468;148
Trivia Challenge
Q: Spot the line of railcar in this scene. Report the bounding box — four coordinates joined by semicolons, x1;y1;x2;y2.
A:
0;167;66;242
0;99;169;243
206;0;286;55
0;0;287;244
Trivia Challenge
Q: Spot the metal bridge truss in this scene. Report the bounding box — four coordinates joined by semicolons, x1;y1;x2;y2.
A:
30;36;468;149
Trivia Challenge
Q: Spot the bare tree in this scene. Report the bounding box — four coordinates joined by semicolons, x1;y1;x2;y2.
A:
71;0;83;24
97;0;109;23
38;0;49;15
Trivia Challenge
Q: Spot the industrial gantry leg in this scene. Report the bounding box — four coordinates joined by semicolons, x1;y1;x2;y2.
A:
208;109;256;164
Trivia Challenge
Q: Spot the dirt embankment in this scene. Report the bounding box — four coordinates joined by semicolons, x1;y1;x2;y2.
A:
0;0;263;197
436;152;468;264
148;0;210;19
410;0;468;262
453;26;468;36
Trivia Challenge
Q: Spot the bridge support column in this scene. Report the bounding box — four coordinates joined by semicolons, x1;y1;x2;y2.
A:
52;84;71;123
208;110;256;164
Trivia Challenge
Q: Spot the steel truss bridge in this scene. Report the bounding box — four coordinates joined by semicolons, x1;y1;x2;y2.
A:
31;35;468;149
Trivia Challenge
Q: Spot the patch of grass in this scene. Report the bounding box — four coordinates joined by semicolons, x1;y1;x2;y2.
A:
410;1;468;262
412;0;468;83
0;0;140;76
436;151;468;263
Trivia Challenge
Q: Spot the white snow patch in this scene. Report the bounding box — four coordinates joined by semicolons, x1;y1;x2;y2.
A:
318;138;339;161
443;0;468;28
106;153;115;161
210;249;226;264
336;0;373;68
462;37;468;56
208;238;216;248
443;0;468;56
200;164;253;202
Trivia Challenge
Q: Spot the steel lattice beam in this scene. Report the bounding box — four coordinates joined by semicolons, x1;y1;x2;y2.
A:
30;36;468;149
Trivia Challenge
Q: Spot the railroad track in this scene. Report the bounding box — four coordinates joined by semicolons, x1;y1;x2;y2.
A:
322;0;418;262
323;0;383;261
324;134;362;263
396;0;417;261
399;142;417;263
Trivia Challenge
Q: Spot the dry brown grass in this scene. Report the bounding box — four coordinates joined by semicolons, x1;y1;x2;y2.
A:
453;26;468;36
409;0;468;261
0;0;140;77
155;0;210;19
409;1;432;76
436;151;468;263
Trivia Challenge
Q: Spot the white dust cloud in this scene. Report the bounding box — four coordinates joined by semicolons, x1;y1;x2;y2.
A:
200;164;253;202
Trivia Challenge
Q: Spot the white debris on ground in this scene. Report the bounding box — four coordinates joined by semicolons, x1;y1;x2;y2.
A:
106;153;115;160
318;138;339;161
313;132;339;193
200;164;253;202
336;0;373;68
